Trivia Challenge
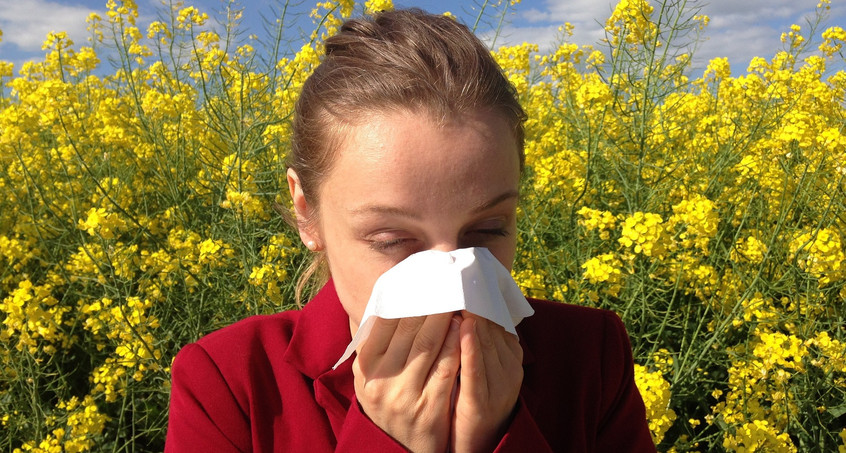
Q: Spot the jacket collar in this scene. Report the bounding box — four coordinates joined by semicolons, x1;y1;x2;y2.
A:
283;280;353;380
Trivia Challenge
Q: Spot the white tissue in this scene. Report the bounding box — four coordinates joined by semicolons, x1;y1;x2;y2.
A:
333;247;535;369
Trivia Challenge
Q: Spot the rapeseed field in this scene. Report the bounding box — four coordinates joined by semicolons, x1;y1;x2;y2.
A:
1;0;845;450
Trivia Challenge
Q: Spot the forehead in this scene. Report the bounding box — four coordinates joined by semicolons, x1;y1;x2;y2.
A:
321;109;520;206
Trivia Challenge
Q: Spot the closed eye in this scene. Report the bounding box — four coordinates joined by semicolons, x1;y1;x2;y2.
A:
474;228;509;237
462;227;510;247
368;237;413;251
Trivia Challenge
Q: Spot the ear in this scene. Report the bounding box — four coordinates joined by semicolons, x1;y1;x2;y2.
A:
287;168;322;250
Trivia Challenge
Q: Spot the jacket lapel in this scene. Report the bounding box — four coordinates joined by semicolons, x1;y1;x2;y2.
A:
282;280;357;437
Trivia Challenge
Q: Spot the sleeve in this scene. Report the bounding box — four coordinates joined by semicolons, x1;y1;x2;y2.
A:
492;397;554;452
165;343;251;453
334;397;425;452
595;312;657;452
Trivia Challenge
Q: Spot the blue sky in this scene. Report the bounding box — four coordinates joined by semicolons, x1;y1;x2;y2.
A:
1;0;844;75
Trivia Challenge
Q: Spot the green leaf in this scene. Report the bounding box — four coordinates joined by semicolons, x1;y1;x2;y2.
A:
828;405;846;418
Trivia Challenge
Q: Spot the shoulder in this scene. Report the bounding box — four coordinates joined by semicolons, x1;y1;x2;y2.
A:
515;299;653;450
174;310;301;375
517;298;633;379
519;298;627;344
198;311;300;351
525;297;620;322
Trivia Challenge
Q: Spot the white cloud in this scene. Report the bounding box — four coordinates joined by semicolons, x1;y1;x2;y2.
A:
538;0;616;25
0;0;100;52
482;23;563;51
496;0;616;52
496;0;844;74
522;8;553;23
694;24;777;71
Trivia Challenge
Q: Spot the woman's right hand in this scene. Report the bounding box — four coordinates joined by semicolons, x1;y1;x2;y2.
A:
352;313;462;453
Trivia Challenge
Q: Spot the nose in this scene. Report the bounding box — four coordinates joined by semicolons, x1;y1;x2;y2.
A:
429;243;459;253
428;236;462;253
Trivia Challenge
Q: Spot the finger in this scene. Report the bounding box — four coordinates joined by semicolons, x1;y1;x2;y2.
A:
499;328;524;368
357;316;426;376
473;317;503;386
358;317;400;360
486;323;524;397
426;315;462;386
459;317;489;399
488;320;522;370
506;330;523;360
382;315;428;370
404;313;454;375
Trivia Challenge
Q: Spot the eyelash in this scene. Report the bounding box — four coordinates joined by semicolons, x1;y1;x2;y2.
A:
367;228;509;252
368;237;409;251
474;228;509;238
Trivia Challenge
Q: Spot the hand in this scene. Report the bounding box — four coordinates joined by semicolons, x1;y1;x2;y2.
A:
451;314;524;453
352;313;462;453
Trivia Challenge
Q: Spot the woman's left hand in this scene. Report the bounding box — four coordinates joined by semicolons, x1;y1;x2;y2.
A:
450;313;524;453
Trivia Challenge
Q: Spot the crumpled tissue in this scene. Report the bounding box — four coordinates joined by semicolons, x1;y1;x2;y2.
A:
333;247;535;369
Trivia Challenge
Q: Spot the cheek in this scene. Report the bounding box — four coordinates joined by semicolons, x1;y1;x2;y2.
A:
333;280;369;328
490;241;518;272
489;219;518;271
321;236;392;327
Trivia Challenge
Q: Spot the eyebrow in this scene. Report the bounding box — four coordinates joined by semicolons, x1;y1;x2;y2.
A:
471;190;519;214
348;190;519;218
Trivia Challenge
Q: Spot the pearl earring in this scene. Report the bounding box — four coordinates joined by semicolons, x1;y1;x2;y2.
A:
306;240;317;251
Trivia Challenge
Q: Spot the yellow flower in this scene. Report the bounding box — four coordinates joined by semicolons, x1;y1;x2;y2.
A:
77;207;127;240
618;212;669;258
364;0;393;14
669;195;719;253
577;207;616;239
790;228;845;285
731;235;768;264
722;419;797;452
634;364;676;445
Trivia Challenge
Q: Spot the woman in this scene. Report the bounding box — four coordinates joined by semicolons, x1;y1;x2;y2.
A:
165;8;655;452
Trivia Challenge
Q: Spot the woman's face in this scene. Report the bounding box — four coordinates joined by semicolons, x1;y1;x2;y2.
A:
289;108;521;329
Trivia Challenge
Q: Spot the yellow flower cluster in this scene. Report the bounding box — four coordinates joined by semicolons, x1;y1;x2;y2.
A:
492;43;539;96
2;0;846;450
634;364;677;446
820;26;846;56
249;234;296;306
0;0;317;448
506;0;846;448
577;207;616;240
668;195;719;253
0;280;70;354
16;396;108;453
512;268;550;300
790;228;845;285
731;235;769;264
78;207;128;240
605;0;657;49
619;212;670;258
364;0;394;14
581;253;623;298
722;419;797;452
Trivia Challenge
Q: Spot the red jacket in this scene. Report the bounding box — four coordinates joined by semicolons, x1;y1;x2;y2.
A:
165;280;656;452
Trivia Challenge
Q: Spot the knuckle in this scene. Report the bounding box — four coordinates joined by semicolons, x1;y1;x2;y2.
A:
479;332;496;351
511;366;524;382
411;329;440;355
396;316;424;336
512;344;524;362
431;357;458;381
